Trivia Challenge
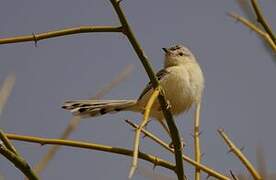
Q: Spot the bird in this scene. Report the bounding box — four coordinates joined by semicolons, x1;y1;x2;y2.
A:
62;44;204;135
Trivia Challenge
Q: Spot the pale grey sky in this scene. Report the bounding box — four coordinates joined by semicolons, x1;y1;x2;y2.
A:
0;0;276;179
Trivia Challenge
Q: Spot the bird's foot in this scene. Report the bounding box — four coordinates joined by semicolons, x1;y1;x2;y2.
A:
169;137;186;150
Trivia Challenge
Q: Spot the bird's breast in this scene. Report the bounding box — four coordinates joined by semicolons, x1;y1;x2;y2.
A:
162;64;204;115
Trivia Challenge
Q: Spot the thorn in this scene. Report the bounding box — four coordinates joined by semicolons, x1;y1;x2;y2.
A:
240;146;245;152
190;133;195;138
152;156;158;170
32;32;38;47
142;133;148;139
227;148;233;154
206;174;211;179
201;152;205;158
198;130;203;136
230;170;239;180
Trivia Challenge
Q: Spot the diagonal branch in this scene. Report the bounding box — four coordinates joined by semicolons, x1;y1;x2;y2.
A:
129;87;160;178
125;120;230;180
33;64;133;174
218;129;262;180
6;133;175;171
110;1;185;179
250;0;276;44
228;12;276;51
0;130;38;180
0;145;39;180
0;74;16;116
0;26;122;45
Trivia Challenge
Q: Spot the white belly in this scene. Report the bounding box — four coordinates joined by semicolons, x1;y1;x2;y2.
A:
161;66;194;115
138;64;204;121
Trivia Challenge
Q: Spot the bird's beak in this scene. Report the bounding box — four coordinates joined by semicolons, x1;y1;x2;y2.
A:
162;48;169;53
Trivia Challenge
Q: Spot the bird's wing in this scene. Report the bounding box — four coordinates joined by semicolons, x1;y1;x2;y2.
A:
138;68;169;100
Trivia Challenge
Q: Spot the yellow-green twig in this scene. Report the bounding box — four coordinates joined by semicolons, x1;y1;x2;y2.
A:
194;102;202;180
129;87;160;179
218;129;262;180
228;12;276;51
0;145;39;180
0;26;122;45
33;65;133;174
6;133;175;171
125;120;230;180
250;0;276;44
0;130;18;155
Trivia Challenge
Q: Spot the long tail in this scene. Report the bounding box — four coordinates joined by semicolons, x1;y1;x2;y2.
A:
62;100;137;118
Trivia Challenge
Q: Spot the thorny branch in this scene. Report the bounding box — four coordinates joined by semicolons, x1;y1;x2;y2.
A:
6;133;175;171
218;129;262;180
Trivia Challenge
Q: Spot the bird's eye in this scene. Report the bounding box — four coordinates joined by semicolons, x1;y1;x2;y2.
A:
178;52;184;56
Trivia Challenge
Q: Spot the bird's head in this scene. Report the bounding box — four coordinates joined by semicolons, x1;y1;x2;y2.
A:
162;44;197;67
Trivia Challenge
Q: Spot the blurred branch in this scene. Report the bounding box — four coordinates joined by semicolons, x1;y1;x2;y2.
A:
0;74;16;116
110;0;185;179
92;64;134;98
228;12;276;51
256;144;267;179
33;64;133;174
6;133;175;171
0;26;122;45
193;102;202;180
0;145;39;180
129;87;160;179
0;74;17;154
137;166;175;180
235;0;255;21
125;120;230;180
218;129;262;180
250;0;276;43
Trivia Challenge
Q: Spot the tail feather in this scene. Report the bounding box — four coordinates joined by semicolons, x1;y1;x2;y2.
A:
62;100;137;117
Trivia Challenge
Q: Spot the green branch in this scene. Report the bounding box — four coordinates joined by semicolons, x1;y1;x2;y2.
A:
0;145;39;180
0;129;18;155
110;0;185;179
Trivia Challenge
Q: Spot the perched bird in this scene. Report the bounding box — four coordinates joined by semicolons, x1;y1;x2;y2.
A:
62;44;204;135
